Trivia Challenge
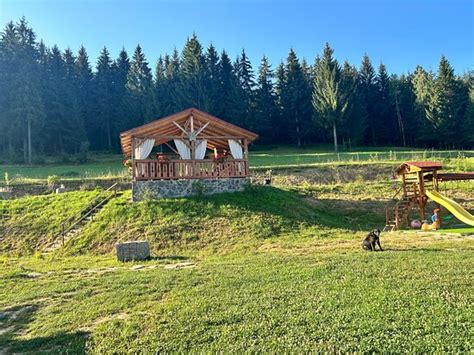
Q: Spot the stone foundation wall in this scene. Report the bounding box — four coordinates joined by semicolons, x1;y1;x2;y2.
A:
132;178;250;201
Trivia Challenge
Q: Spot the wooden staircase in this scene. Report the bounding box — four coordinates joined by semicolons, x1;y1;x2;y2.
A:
43;183;120;253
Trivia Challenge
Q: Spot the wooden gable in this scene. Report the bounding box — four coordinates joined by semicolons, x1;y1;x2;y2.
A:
120;108;258;157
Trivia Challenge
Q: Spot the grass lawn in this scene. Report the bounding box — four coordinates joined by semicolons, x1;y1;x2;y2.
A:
0;155;472;352
1;233;473;353
1;147;473;181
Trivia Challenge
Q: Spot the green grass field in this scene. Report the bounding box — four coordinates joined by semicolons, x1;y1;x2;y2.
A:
1;147;473;181
0;148;473;352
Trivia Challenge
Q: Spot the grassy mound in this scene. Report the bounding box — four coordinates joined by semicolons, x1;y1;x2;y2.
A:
67;186;376;256
0;191;102;255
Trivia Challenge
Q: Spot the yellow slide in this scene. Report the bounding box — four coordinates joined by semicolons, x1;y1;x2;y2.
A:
426;190;474;226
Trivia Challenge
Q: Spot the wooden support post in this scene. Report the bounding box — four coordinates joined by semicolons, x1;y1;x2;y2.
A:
401;174;407;198
417;171;426;220
191;140;196;178
131;137;136;181
243;139;249;176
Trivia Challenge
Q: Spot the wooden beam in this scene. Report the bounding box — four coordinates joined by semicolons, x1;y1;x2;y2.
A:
173;121;188;135
164;142;179;155
195;122;210;136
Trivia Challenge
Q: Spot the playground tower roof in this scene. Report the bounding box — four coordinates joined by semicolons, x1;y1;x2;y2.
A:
395;161;443;175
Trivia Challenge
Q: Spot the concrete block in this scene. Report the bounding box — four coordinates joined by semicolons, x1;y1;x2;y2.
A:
116;240;150;262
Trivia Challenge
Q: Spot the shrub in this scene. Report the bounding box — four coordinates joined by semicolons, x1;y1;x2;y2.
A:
77;142;90;164
47;175;60;189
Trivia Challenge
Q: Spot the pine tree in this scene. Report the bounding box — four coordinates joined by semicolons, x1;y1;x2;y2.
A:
126;44;153;125
435;56;467;145
94;47;115;150
462;71;474;146
374;63;395;144
0;18;45;162
274;62;287;142
112;48;130;133
358;54;377;145
254;56;278;143
180;34;207;109
75;45;94;145
281;49;313;146
234;49;256;128
216;50;239;122
312;43;348;152
154;55;166;118
204;43;221;114
340;61;365;146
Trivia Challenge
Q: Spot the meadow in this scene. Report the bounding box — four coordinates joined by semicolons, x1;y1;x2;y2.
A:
0;146;473;353
1;146;473;182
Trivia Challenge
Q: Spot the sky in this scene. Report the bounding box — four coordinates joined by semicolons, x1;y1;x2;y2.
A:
1;0;472;74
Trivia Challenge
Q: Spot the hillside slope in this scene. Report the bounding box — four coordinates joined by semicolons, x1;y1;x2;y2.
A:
1;186;385;256
67;186;378;255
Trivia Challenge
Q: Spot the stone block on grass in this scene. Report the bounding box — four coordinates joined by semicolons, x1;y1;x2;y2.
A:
116;241;150;262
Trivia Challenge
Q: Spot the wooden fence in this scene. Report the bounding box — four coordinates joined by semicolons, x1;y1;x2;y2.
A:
133;159;248;180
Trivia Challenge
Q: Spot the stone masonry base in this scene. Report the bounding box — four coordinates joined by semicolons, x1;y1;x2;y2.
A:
132;177;250;201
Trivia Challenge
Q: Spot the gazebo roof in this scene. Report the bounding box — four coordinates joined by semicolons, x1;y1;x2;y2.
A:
120;108;258;157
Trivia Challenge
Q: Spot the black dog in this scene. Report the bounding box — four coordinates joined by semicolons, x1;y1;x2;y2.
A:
362;229;383;251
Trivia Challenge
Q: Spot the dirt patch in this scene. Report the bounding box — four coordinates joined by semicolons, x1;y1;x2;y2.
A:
255;164;393;186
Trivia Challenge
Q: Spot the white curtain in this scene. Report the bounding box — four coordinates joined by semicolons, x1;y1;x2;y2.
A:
195;140;207;160
174;139;191;159
134;138;155;159
228;139;243;159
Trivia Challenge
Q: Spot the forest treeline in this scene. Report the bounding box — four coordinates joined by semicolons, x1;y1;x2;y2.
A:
1;18;473;163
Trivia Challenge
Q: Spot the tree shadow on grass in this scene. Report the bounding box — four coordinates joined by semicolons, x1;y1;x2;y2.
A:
187;186;388;231
0;304;88;354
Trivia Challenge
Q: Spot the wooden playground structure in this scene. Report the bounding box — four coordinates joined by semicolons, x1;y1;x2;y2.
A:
384;161;474;231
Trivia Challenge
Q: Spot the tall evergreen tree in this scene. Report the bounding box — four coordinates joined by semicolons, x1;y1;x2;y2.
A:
180;34;207;109
358;54;378;145
204;43;221;114
340;61;365;146
312;43;348;152
234;49;256;128
75;45;94;145
281;49;313;146
254;56;278;143
216;50;239;122
112;48;131;132
374;63;396;144
126;44;153;125
94;47;115;150
0;18;44;162
274;62;287;142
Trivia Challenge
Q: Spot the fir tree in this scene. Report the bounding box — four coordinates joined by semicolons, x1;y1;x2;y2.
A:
216;50;239;122
204;43;221;114
126;44;153;124
254;56;278;143
112;48;130;132
234;49;256;128
180;34;206;109
358;54;377;145
94;47;115;149
340;61;365;146
374;63;395;143
312;43;348;152
281;49;312;146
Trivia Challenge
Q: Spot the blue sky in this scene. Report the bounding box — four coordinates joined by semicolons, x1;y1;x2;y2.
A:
1;0;472;74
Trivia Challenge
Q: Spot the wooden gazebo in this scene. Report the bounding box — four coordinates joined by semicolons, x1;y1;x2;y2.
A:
120;108;258;199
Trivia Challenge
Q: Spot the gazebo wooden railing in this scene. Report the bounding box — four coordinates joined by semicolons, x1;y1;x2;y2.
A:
133;159;248;180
